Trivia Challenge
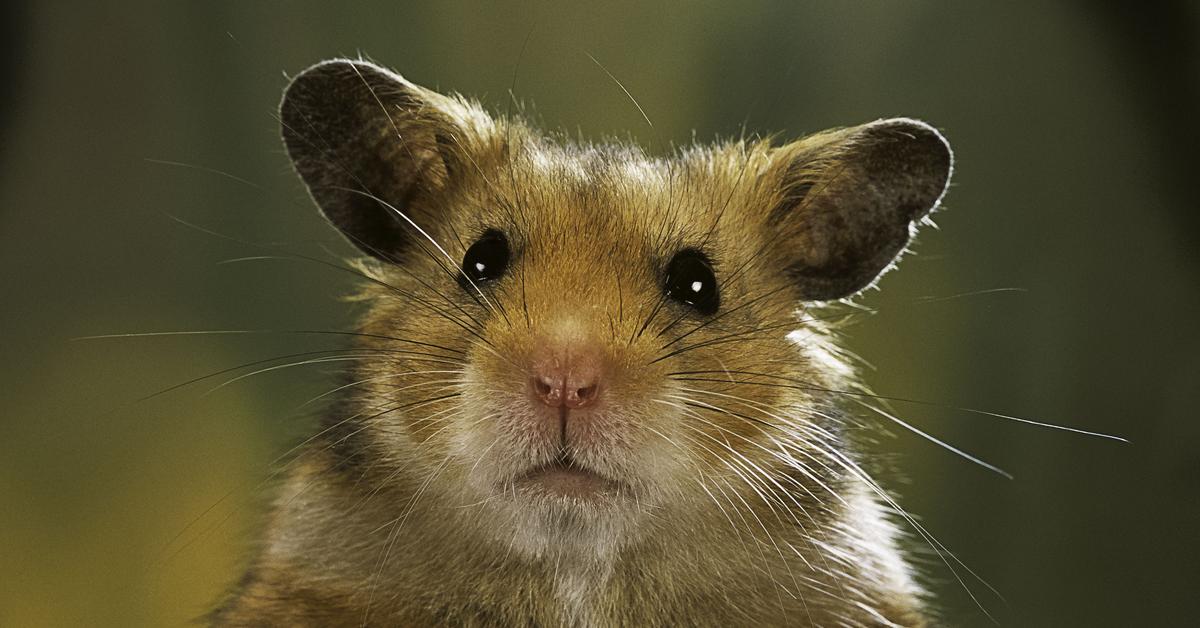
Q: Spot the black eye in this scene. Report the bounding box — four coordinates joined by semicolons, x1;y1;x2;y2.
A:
664;249;719;315
460;230;509;286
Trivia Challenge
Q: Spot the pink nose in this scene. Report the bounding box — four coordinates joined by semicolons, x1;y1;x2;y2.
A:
530;349;602;409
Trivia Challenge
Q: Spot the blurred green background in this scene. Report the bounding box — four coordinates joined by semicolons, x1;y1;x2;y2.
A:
1;2;1196;626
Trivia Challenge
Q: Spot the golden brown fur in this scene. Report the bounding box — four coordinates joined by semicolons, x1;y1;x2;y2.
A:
211;59;951;626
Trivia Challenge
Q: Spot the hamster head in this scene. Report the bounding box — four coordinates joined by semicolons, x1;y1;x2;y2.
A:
280;60;952;558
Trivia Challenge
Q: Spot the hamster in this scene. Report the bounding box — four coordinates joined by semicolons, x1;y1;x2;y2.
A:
210;58;952;627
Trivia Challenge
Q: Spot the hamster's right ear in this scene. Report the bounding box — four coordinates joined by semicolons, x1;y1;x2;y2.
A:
764;118;953;301
280;59;493;261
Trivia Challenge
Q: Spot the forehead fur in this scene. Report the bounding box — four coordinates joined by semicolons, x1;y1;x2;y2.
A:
440;120;789;275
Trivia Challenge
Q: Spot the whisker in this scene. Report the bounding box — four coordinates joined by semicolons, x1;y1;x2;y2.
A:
202;355;384;395
666;390;847;505
128;348;389;404
156;208;500;351
73;328;465;357
335;187;506;321
216;254;504;356
912;287;1028;304
584;51;655;132
667;370;1126;442
856;399;1013;479
296;370;464;409
658;397;857;609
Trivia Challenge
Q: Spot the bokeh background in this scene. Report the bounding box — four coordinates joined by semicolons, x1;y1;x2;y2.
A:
1;2;1197;626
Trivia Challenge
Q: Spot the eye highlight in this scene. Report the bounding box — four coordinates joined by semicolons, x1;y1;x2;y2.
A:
664;249;719;315
460;230;509;286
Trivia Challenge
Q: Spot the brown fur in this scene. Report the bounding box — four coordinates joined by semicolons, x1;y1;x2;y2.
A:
211;59;951;626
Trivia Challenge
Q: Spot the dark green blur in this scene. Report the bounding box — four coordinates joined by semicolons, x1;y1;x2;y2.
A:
0;2;1196;626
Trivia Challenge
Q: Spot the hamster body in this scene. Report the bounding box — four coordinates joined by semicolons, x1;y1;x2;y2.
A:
211;59;952;627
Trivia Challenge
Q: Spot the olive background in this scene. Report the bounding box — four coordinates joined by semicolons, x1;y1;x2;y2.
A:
1;2;1196;626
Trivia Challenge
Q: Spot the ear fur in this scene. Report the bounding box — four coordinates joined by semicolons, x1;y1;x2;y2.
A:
279;59;489;261
767;118;953;301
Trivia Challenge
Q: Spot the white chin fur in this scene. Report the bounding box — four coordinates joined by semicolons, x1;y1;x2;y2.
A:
490;494;638;561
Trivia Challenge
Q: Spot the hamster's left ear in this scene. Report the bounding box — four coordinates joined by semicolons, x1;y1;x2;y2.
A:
766;118;952;301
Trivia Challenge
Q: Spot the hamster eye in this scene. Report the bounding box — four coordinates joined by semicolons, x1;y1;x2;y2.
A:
460;230;509;285
664;249;719;315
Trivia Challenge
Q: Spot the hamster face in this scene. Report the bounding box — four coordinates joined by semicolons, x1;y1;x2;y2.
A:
354;142;825;554
279;60;952;557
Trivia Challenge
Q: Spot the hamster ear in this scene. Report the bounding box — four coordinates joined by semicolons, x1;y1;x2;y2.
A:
766;118;952;301
280;59;483;261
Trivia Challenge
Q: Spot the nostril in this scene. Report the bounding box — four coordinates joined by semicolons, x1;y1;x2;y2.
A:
533;375;563;406
573;384;598;406
562;378;600;408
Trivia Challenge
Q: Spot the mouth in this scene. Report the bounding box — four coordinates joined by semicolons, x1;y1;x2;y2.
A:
513;453;621;500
